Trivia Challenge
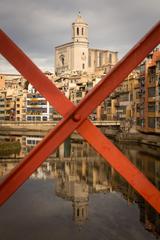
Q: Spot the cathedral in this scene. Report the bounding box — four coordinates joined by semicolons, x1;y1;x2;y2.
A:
55;14;118;76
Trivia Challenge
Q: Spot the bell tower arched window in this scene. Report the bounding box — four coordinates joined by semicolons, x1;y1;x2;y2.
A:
77;27;79;35
82;28;84;35
109;53;112;63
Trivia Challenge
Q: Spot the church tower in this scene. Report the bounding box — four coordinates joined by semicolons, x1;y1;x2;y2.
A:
72;13;89;72
72;13;89;43
72;199;88;225
55;13;89;75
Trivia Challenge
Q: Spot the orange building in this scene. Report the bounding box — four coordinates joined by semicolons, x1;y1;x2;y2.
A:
0;74;5;90
137;48;160;133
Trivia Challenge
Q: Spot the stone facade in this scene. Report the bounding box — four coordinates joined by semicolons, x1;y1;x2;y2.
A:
55;14;118;75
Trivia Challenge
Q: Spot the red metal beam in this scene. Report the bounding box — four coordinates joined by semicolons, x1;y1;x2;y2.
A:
0;21;160;213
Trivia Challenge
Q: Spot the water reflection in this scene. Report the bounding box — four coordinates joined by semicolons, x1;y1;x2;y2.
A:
0;135;160;237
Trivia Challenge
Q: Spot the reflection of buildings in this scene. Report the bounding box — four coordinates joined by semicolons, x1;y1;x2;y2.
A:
54;141;160;234
55;142;89;224
56;165;89;224
55;141;113;224
0;136;160;235
117;143;160;237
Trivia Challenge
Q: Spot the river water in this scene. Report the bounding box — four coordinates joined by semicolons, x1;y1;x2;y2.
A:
0;133;160;240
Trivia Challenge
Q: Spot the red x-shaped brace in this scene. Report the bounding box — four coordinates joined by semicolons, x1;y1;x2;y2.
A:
0;21;160;212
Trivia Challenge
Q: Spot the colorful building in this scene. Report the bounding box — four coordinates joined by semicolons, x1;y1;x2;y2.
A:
26;85;53;121
137;48;160;133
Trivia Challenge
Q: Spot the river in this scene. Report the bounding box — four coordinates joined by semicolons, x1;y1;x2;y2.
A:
0;133;160;240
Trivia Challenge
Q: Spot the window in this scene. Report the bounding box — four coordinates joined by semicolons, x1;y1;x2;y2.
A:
76;91;82;98
157;118;160;128
136;118;141;126
148;87;155;97
61;56;64;66
82;208;84;216
82;63;85;69
148;102;155;112
99;52;102;67
59;55;64;66
17;104;20;107
77;27;79;35
148;67;156;83
109;53;112;64
82;28;84;35
88;52;91;67
139;64;145;73
148;117;155;128
136;104;140;112
42;116;47;121
27;116;32;121
119;93;129;101
136;91;140;99
17;110;20;114
77;209;79;217
158;102;160;112
157;61;160;70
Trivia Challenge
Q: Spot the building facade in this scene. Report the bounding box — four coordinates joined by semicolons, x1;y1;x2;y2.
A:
26;84;53;121
55;14;118;75
137;48;160;133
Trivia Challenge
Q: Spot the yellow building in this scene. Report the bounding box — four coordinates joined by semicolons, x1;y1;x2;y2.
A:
109;71;139;123
15;91;27;121
0;90;6;120
0;74;5;90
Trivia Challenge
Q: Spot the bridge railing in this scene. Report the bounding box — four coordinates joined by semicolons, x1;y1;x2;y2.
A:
0;120;121;126
0;21;160;214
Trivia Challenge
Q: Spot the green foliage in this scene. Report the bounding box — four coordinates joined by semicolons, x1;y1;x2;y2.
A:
0;141;21;156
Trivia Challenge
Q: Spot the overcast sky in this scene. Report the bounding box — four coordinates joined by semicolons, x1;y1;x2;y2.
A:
0;0;160;73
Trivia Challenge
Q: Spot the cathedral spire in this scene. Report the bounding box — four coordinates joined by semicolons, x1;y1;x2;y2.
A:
72;14;88;43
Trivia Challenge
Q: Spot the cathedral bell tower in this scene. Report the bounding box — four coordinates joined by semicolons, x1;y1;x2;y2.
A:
72;13;88;43
55;13;89;75
71;13;89;72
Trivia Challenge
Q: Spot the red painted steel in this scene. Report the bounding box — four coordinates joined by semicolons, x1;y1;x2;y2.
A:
0;21;160;212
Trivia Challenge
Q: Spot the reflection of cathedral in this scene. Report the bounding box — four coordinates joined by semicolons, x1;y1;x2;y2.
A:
73;199;88;225
0;135;160;236
55;158;89;224
54;141;115;224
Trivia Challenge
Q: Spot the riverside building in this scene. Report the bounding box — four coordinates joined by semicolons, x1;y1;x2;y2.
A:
137;48;160;133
